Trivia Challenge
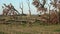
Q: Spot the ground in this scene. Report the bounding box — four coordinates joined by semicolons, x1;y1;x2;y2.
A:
0;16;60;34
0;24;60;34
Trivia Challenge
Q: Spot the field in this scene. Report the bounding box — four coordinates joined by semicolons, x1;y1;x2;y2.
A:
0;24;60;34
0;16;60;34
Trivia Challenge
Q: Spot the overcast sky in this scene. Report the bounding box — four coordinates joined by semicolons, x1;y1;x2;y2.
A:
0;0;50;15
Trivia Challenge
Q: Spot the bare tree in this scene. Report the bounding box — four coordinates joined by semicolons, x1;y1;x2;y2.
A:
3;3;20;15
51;0;60;23
20;2;24;15
32;0;47;15
32;0;60;24
27;0;31;16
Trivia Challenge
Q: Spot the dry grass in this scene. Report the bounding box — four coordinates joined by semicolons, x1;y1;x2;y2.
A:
0;16;60;34
0;24;60;34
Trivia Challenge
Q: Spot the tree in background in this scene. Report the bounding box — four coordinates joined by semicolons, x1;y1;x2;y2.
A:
32;0;47;15
32;0;60;24
20;1;24;15
50;0;60;23
27;0;31;16
32;0;50;23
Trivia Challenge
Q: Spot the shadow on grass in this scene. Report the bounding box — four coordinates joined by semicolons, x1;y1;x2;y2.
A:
15;32;31;34
13;31;31;34
54;29;60;32
0;32;7;34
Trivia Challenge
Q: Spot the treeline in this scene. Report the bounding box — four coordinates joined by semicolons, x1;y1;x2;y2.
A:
32;0;60;24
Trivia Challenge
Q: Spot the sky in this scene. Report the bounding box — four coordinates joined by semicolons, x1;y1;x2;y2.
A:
0;0;50;15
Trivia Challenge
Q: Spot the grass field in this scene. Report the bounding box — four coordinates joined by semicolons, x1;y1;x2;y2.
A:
0;24;60;34
0;16;60;34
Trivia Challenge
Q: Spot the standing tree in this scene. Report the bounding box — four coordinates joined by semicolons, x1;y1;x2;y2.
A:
27;0;31;16
50;0;60;23
32;0;60;24
20;1;24;15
